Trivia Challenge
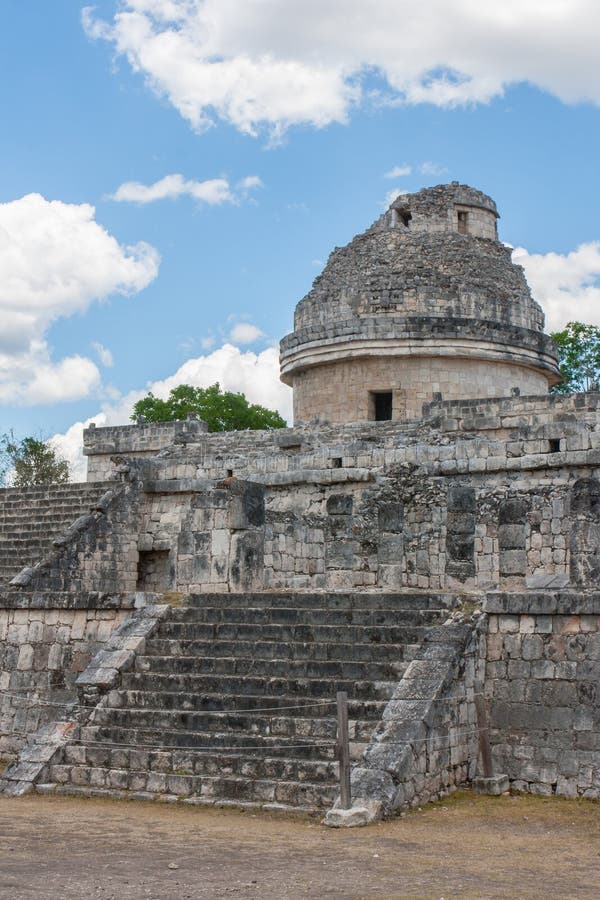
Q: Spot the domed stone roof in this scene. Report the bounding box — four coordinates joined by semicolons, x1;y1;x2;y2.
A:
280;183;560;424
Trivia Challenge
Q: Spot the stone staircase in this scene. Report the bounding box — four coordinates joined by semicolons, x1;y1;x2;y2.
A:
0;482;111;586
44;592;455;812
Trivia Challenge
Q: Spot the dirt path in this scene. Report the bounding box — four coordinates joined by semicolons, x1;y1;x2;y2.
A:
0;792;599;899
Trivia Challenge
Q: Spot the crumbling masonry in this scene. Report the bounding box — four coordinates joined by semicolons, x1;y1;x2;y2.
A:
1;184;599;822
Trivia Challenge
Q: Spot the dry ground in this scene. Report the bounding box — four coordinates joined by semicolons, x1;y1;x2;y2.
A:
0;791;599;899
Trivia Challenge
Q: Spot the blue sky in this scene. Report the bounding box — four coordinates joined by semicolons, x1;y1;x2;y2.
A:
1;1;599;474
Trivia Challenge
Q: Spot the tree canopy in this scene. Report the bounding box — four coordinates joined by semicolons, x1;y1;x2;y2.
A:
0;434;70;487
550;322;600;394
131;383;287;432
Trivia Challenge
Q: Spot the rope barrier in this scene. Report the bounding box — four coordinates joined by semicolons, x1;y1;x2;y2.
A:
1;688;486;712
0;727;482;755
0;691;339;714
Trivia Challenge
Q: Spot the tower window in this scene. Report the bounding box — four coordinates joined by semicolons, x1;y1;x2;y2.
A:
370;391;393;421
398;207;412;227
457;210;469;235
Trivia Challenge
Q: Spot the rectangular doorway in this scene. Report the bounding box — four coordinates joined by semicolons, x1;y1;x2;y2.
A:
370;391;393;421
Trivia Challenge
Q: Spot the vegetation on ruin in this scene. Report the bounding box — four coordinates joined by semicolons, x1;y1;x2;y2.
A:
0;433;70;487
551;321;600;393
131;383;286;432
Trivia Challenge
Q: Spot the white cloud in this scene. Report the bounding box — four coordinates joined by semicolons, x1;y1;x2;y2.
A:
51;342;292;479
110;173;262;204
514;242;600;332
238;175;263;193
92;342;114;367
384;165;412;178
418;161;448;176
83;1;600;137
383;188;408;208
229;322;263;344
0;193;159;404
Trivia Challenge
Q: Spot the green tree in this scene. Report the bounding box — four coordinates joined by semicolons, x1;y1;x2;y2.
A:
550;322;600;394
0;433;70;487
131;383;287;432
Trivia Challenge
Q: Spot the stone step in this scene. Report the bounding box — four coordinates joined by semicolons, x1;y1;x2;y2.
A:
145;637;419;662
0;509;94;521
168;606;445;626
47;765;338;807
0;482;111;583
0;501;106;515
33;592;448;811
158;620;432;644
0;482;110;497
107;689;386;718
0;537;60;548
182;592;457;611
88;707;376;741
62;744;339;783
134;654;406;681
120;671;395;700
78;724;338;758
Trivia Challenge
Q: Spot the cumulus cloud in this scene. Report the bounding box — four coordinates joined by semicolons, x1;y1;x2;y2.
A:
383;188;408;208
514;242;600;332
384;165;412;178
238;175;263;193
0;193;159;404
110;173;262;204
92;342;114;367
51;342;291;480
418;161;448;176
83;1;600;137
229;322;263;344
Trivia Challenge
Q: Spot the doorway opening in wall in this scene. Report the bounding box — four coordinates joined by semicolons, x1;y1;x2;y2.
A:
370;391;393;421
457;210;469;235
137;549;171;591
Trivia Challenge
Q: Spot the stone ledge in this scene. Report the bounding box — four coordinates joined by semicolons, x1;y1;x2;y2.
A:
76;603;170;701
0;591;146;610
484;591;600;615
255;468;374;487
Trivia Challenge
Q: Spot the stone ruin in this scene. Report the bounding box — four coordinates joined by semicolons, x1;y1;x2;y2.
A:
1;183;599;823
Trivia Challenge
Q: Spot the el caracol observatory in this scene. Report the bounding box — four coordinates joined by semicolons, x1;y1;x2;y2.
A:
280;182;561;423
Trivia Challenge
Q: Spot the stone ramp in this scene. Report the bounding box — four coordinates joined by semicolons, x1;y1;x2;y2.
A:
0;483;111;586
43;592;455;812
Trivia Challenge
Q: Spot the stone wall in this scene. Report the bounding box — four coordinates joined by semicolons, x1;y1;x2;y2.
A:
138;479;265;593
67;393;600;596
484;593;600;799
0;592;134;758
84;418;207;481
378;182;499;238
291;355;549;423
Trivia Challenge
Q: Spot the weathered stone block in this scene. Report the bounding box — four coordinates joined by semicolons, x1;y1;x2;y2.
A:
377;502;403;533
229;480;265;529
472;774;509;795
326;494;353;516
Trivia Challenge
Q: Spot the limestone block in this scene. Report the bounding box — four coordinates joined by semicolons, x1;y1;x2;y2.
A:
473;774;509;795
323;801;383;828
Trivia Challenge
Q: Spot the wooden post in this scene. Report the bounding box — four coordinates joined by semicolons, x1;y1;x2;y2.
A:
336;690;351;809
474;694;493;778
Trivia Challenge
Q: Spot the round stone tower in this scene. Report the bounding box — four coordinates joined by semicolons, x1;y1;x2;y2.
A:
280;182;561;423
